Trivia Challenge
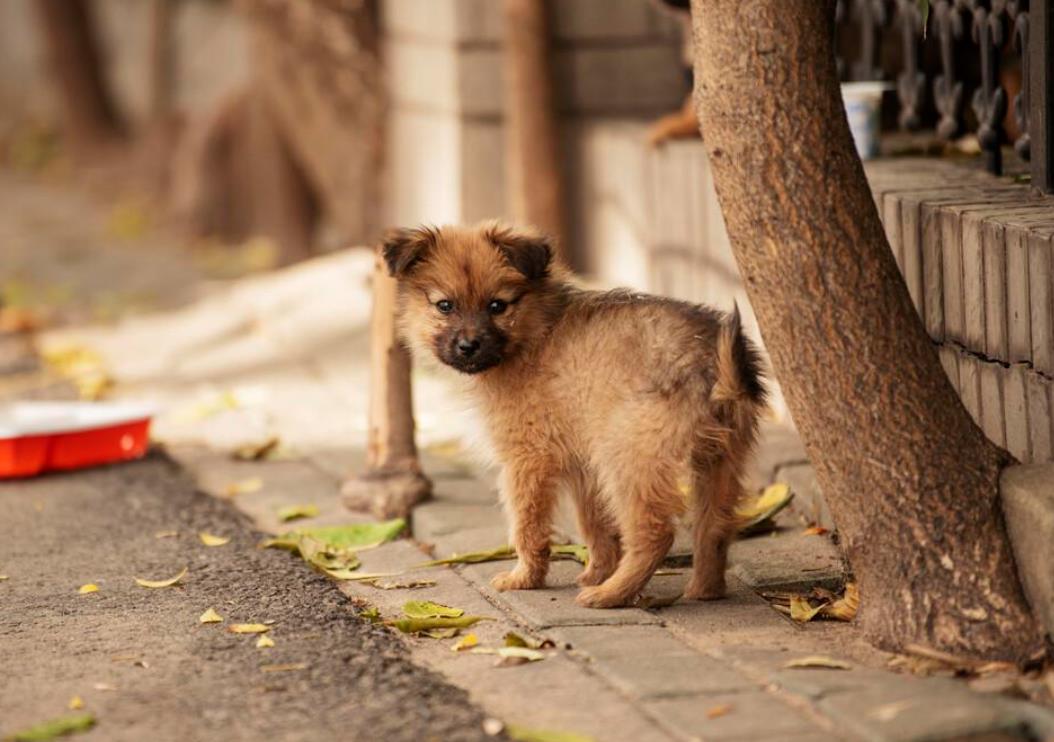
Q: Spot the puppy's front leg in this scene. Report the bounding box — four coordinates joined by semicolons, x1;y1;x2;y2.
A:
492;460;557;591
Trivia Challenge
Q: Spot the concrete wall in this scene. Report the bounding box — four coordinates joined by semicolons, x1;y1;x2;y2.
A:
380;0;685;227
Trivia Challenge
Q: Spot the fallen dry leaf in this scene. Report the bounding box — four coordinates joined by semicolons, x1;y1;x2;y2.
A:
277;504;319;523
402;601;464;619
199;608;223;624
451;633;479;652
473;646;547;666
77;584;99;595
0;575;8;581
365;577;436;590
784;655;853;670
5;713;96;741
738;482;794;535
506;726;595;742
154;530;178;539
198;532;230;547
504;632;555;650
803;526;829;536
260;663;307;673
388;615;492;634
256;635;275;649
233;436;280;461
134;567;187;589
869;699;915;722
423;627;461;639
228;623;270;634
92;683;116;692
706;703;733;719
820;582;859;622
223;477;263;497
789;595;826;622
67;696;84;711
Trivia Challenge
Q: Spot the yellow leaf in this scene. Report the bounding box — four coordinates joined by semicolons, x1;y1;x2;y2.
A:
821;582;860;622
451;633;479;652
706;703;732;719
789;595;826;622
783;655;853;670
134;567;188;589
277;504;320;522
78;584;99;594
0;575;8;581
256;635;275;649
199;532;230;547
223;477;263;497
199;608;223;624
228;623;270;634
738;482;794;535
68;696;84;711
402;600;464;619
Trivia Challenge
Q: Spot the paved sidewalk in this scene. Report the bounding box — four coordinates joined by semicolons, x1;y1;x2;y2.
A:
36;251;1054;742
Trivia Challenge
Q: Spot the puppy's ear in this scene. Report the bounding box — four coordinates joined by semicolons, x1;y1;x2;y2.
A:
486;225;553;282
381;227;438;277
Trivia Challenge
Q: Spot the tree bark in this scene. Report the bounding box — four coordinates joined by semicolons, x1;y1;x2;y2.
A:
503;0;569;255
34;0;124;152
691;0;1042;661
237;0;385;244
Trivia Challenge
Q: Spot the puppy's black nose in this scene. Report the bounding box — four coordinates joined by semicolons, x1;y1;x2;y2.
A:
456;338;480;358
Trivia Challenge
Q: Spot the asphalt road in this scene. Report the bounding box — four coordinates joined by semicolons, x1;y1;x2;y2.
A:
0;453;498;742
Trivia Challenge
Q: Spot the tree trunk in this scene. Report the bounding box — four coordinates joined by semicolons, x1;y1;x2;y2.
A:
237;0;385;244
691;0;1042;661
34;0;124;152
503;0;569;255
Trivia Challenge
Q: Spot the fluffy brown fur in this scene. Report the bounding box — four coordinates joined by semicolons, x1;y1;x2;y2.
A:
384;221;766;607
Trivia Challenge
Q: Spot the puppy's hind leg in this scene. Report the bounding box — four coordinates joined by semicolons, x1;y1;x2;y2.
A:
575;471;678;608
683;459;743;600
569;471;622;587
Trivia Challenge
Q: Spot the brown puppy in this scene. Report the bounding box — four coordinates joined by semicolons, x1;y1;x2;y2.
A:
384;221;766;607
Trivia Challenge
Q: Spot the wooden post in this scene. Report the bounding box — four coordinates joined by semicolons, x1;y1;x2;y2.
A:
342;253;431;518
503;0;569;254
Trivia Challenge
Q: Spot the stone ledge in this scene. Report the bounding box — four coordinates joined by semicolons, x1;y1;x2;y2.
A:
1002;462;1054;639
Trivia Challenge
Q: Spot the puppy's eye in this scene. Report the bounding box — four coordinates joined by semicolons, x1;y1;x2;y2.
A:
487;299;508;316
435;299;454;314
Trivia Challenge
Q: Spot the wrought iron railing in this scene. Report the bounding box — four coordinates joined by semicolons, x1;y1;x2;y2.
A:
836;0;1052;193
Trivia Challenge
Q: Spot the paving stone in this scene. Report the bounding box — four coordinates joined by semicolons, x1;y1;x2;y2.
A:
554;625;760;700
776;462;832;530
1002;463;1054;638
462;559;662;628
818;677;1054;742
767;666;902;701
646;691;823;741
412;498;505;542
659;580;791;644
730;530;846;592
750;421;808;485
426;523;511;562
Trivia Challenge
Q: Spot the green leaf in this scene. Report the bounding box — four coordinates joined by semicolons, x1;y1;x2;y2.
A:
276;504;319;523
422;627;461;639
550;544;589;565
5;713;96;741
297;520;405;549
415;545;516;568
402;601;465;619
918;0;929;37
387;615;492;634
506;726;596;742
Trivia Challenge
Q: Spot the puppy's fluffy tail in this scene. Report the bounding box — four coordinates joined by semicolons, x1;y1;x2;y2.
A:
710;304;766;406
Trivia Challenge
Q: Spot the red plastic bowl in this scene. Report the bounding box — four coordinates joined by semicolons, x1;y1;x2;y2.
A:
0;402;155;478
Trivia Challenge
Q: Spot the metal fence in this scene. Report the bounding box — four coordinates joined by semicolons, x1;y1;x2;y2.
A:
837;0;1052;192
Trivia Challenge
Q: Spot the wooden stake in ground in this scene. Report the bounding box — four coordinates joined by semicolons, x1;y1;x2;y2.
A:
503;0;568;253
342;253;431;518
34;0;124;153
690;0;1041;661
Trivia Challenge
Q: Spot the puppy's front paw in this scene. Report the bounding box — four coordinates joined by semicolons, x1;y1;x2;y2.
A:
575;584;634;609
491;568;544;592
